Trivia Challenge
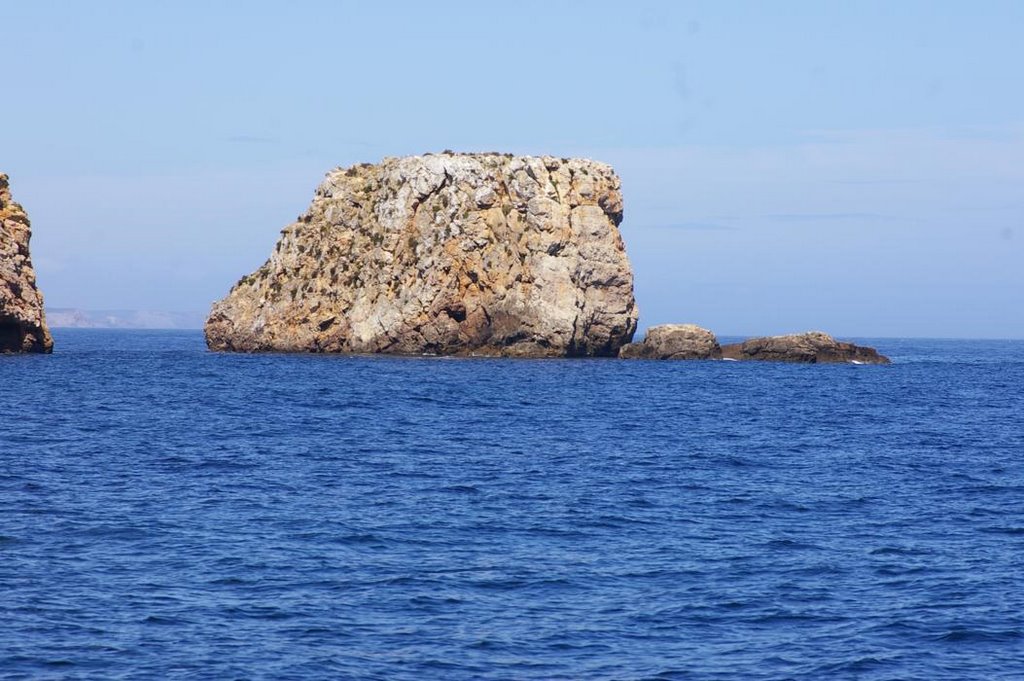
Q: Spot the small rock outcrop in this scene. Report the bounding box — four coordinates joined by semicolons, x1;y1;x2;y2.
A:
720;332;889;364
619;324;721;360
206;153;638;356
0;174;52;353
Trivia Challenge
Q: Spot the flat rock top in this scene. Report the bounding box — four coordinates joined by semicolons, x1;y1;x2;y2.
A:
205;153;638;356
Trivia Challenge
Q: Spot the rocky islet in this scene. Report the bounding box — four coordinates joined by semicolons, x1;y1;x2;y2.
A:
0;155;890;363
719;331;890;364
205;153;638;357
619;324;722;360
203;152;889;363
0;173;52;353
618;326;888;364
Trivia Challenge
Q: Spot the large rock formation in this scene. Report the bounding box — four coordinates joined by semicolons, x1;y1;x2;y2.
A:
206;153;638;356
619;324;721;360
0;174;52;353
720;332;889;364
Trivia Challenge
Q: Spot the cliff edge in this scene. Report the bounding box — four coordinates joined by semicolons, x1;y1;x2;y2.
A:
0;174;52;353
206;153;638;356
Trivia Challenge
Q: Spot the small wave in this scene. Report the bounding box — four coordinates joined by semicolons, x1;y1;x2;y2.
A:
813;655;893;674
764;538;821;550
760;500;812;512
408;595;463;606
193;459;260;472
521;525;589;539
225;606;294;621
751;610;829;624
937;628;1023;643
469;577;528;591
582;514;656;529
143;614;188;626
438;484;481;494
874;565;928;576
333;533;382;544
981;526;1024;535
208;576;248;586
78;525;152;541
869;546;927;556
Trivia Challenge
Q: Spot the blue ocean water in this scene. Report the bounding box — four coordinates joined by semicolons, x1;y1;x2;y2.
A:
1;330;1023;680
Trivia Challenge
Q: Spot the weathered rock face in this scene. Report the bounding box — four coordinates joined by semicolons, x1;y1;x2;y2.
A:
619;324;721;360
0;174;52;353
720;332;889;364
206;153;638;356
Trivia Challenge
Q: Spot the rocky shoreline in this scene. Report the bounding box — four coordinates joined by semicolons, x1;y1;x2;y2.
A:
621;326;889;364
203;153;890;364
0;155;891;363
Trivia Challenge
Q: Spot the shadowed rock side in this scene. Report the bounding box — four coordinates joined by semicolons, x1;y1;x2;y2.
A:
206;153;638;356
0;174;52;353
721;332;889;364
619;324;721;360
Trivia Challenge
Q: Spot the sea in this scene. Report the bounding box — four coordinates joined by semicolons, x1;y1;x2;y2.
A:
2;330;1022;680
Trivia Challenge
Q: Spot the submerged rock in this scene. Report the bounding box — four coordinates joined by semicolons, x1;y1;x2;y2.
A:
619;324;721;360
0;174;52;353
206;153;638;356
720;332;889;364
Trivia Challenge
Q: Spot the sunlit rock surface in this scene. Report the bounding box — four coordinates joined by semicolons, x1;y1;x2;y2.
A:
206;153;637;356
721;332;890;364
0;174;52;353
619;324;721;360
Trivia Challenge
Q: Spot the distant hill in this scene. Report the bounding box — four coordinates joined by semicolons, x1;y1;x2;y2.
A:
47;308;206;330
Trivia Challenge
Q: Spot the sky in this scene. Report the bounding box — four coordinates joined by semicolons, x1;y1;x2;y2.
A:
3;0;1023;338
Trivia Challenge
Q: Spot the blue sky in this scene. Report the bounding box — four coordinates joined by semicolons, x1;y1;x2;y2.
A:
4;1;1022;337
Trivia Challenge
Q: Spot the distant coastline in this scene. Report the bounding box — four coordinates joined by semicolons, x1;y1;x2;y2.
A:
46;308;205;330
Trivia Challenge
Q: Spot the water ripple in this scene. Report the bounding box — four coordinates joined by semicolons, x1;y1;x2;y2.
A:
1;331;1023;679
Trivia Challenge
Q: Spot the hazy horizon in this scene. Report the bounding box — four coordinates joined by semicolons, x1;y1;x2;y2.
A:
40;308;1024;342
5;1;1023;339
